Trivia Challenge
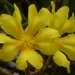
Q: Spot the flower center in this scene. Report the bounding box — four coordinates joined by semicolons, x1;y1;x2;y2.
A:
18;35;35;51
53;37;63;49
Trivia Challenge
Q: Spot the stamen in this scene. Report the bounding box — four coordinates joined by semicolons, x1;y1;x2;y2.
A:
18;35;35;51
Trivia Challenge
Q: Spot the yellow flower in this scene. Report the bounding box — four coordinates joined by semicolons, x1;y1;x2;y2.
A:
0;4;52;70
47;1;75;73
53;34;75;73
49;1;75;35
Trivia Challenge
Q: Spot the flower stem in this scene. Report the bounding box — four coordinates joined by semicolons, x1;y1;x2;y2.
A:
39;55;51;75
43;55;51;70
0;67;13;75
25;63;30;75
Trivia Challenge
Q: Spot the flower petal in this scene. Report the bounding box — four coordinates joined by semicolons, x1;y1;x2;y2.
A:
48;1;55;28
16;48;43;70
34;28;60;42
0;33;19;61
16;51;28;70
61;34;75;61
56;6;69;21
54;6;69;30
51;1;55;13
0;4;24;39
49;1;69;31
33;28;59;55
25;5;50;36
59;13;75;34
28;4;37;27
53;50;70;73
13;4;24;33
35;42;58;55
27;48;43;69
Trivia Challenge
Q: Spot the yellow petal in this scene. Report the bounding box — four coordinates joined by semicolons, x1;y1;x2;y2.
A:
27;48;43;69
53;50;70;73
34;28;60;42
0;33;19;61
59;13;75;34
16;51;28;70
13;4;24;34
48;1;55;28
49;2;69;30
25;5;50;36
51;1;55;14
56;6;69;20
0;4;24;39
28;4;37;27
33;28;59;55
61;34;75;61
54;6;69;30
35;42;58;55
16;48;43;70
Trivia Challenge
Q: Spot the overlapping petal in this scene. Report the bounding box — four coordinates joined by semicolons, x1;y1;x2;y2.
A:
61;34;75;60
0;33;19;61
16;48;43;70
53;50;70;73
35;42;58;55
25;4;50;36
34;28;60;42
0;4;24;39
33;28;59;55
